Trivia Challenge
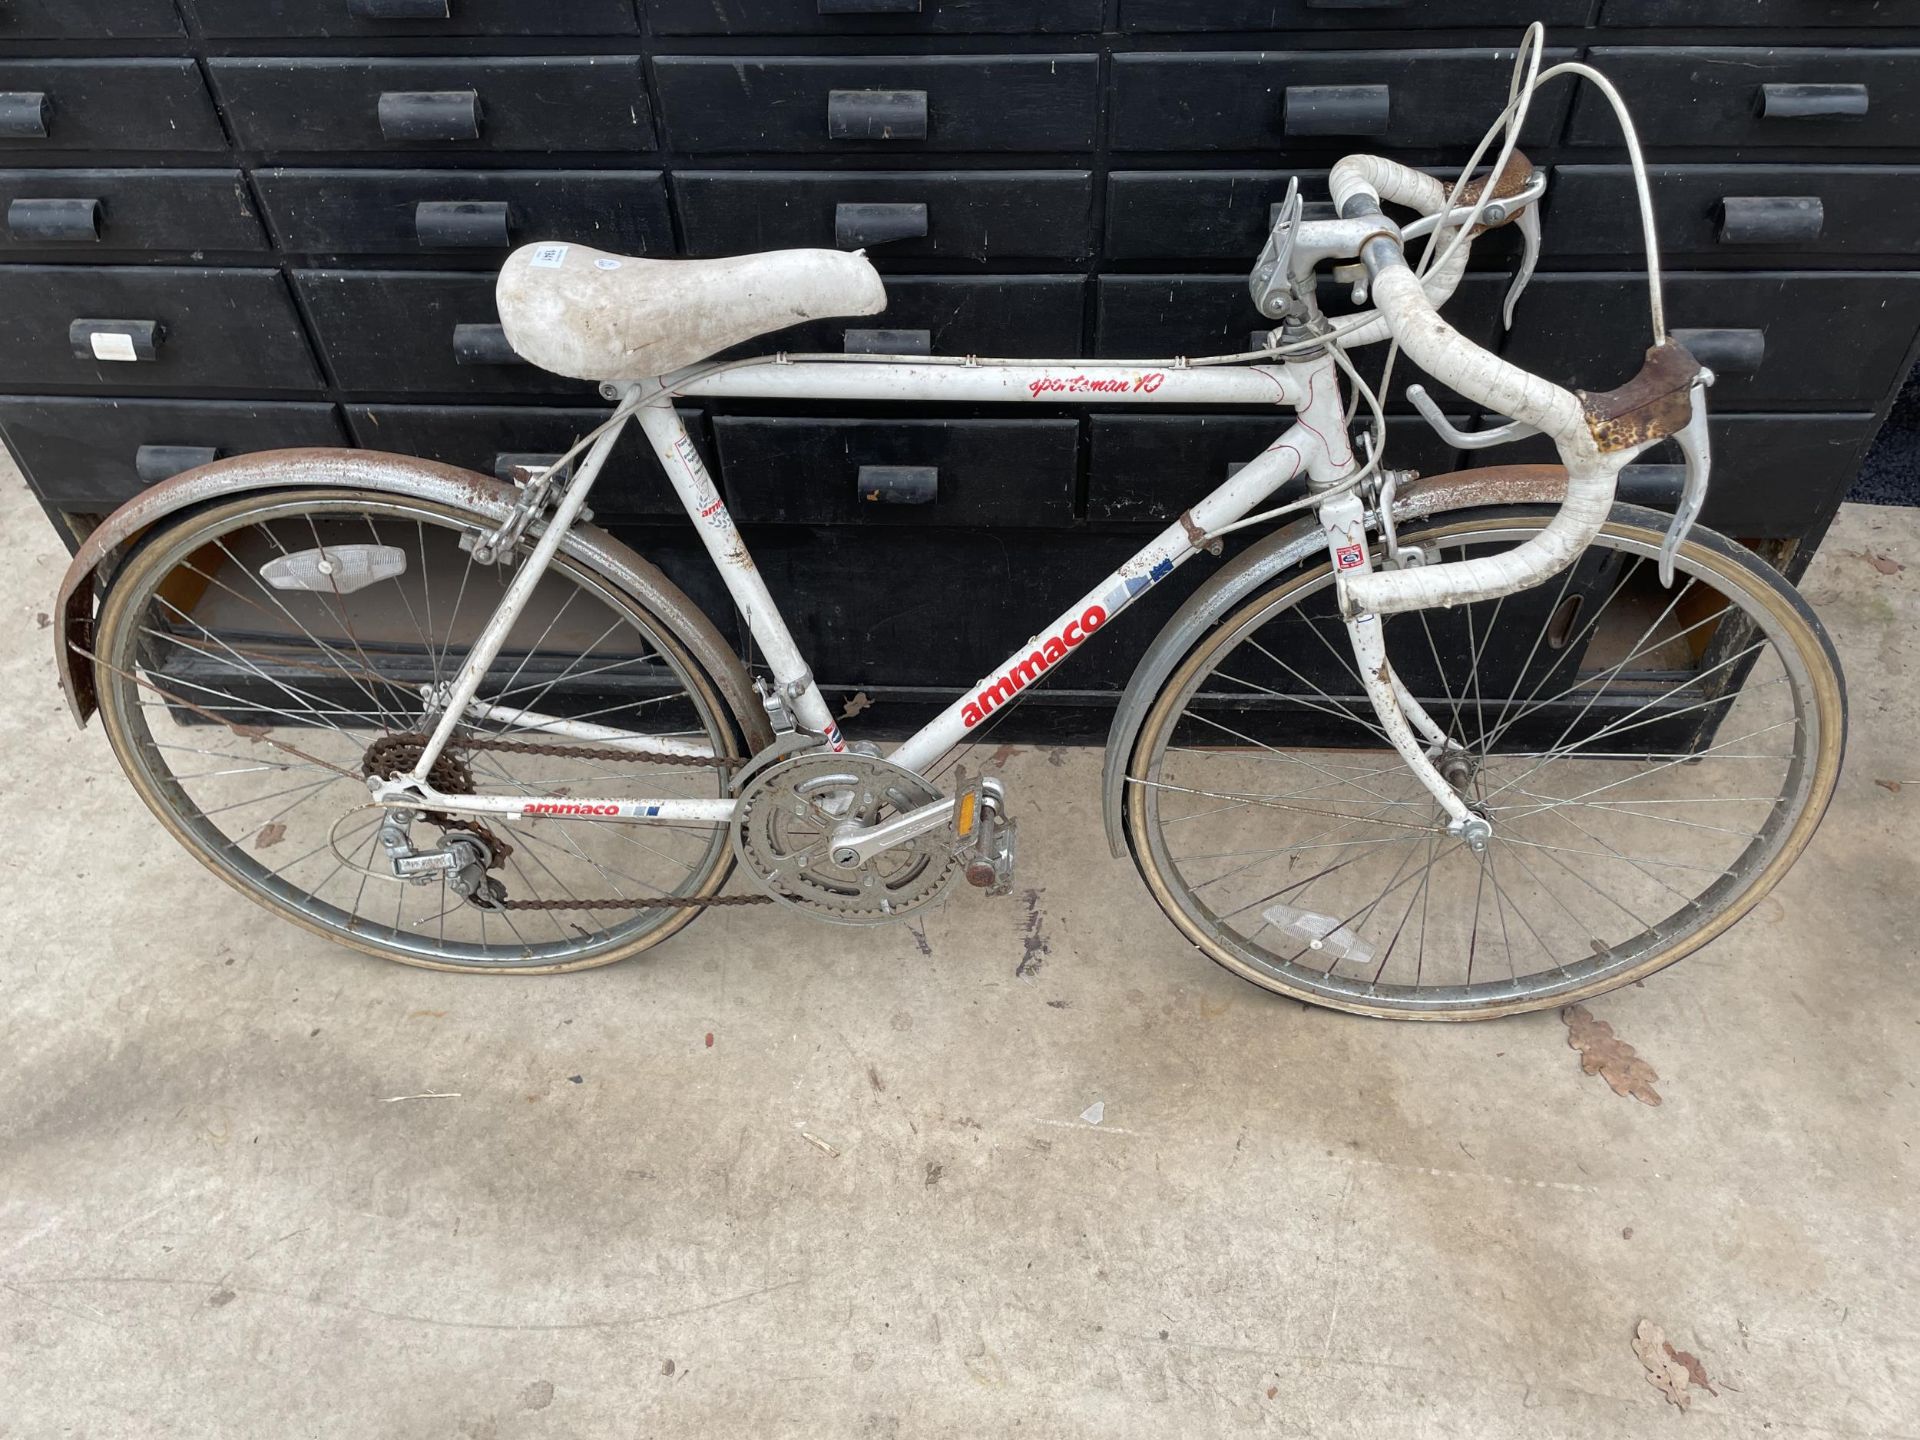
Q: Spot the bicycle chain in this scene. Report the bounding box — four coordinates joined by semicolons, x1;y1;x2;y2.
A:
369;730;768;912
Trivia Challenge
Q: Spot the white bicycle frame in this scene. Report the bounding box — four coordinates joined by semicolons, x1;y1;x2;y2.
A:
374;345;1430;829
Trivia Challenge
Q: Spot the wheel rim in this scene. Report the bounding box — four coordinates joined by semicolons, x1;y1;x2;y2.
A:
1130;513;1842;1015
96;492;738;970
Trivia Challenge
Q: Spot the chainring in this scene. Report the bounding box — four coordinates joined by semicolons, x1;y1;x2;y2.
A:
733;752;954;925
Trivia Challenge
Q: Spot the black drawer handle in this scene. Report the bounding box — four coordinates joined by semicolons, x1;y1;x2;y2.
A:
379;90;482;143
858;464;938;505
827;90;929;142
494;451;575;484
416;200;512;249
452;323;524;366
820;0;922;10
1717;195;1825;246
1284;85;1390;138
71;319;161;363
1671;327;1765;374
835;201;928;248
1305;0;1405;7
8;196;101;243
349;0;452;16
1758;82;1869;121
136;444;220;485
0;92;51;140
844;328;931;355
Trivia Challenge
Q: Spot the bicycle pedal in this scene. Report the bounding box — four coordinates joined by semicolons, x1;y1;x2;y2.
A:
951;768;1017;896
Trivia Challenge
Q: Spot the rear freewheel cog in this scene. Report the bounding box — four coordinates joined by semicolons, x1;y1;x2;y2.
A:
733;752;954;924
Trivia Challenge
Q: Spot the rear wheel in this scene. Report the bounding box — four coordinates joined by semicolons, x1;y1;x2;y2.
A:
94;488;748;973
1126;506;1846;1019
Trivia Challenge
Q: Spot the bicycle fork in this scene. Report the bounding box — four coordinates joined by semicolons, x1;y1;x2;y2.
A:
1316;488;1492;852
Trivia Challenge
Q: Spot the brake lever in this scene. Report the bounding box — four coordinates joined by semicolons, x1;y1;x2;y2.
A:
1406;383;1540;450
1503;202;1541;331
1658;372;1716;587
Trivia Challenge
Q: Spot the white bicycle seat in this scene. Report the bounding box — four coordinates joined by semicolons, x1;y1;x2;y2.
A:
496;242;887;381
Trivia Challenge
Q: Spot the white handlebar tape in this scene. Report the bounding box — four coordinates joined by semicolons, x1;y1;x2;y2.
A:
1339;261;1623;617
1328;156;1471;350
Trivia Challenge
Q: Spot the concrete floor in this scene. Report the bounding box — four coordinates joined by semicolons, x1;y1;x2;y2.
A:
2;461;1916;1439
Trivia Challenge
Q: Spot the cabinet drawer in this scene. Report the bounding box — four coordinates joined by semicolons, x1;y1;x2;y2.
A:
676;171;1092;261
734;274;1086;358
1110;49;1573;153
187;0;638;36
653;55;1099;154
1087;414;1460;523
715;417;1078;527
1094;273;1508;410
1503;273;1920;409
296;271;593;398
1493;413;1874;539
1108;167;1528;264
209;57;655;155
1600;0;1920;24
1546;166;1920;261
1122;0;1586;29
0;60;224;155
0;1;183;38
0;170;267;256
649;0;1100;32
0;267;320;395
255;170;673;259
0;398;346;509
345;404;698;517
1572;49;1920;150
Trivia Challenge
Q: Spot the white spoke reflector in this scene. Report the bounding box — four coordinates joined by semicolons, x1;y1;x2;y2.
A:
261;545;408;595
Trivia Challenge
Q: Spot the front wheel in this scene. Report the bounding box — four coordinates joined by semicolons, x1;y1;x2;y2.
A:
1126;505;1846;1020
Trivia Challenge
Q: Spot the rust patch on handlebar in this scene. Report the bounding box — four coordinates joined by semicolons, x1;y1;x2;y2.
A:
1462;149;1535;235
1577;339;1703;453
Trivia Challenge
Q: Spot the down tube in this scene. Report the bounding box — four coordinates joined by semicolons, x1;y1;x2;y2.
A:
886;428;1325;776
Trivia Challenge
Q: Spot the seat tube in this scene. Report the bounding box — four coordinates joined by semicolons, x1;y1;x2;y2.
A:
634;400;846;751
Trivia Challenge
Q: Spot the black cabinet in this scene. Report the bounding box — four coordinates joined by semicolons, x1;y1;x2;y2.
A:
3;9;1915;743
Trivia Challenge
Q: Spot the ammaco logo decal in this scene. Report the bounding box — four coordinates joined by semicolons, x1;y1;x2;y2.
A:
961;605;1108;728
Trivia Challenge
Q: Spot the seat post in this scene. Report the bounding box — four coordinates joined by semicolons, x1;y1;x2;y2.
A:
633;396;849;753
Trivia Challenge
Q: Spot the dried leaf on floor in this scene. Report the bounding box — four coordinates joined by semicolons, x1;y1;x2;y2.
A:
35;612;51;630
1663;1340;1718;1396
254;821;287;849
990;744;1022;767
1563;1004;1662;1106
230;722;271;742
840;691;873;718
1875;779;1904;793
1867;551;1905;576
1633;1319;1692;1410
801;1131;840;1157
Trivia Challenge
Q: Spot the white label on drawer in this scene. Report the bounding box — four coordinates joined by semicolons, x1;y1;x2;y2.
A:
91;332;138;363
529;244;570;269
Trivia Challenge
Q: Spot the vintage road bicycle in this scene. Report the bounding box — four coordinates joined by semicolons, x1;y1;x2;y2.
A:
52;35;1846;1018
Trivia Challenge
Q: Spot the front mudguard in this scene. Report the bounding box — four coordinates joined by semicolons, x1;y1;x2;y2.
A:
1100;464;1571;858
54;447;772;754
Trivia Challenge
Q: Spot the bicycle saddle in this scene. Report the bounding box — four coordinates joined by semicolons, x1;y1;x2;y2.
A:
497;242;886;381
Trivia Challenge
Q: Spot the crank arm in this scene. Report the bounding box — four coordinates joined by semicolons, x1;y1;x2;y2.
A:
829;777;1005;868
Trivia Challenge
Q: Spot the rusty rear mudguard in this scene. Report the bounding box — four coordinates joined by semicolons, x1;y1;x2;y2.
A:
1100;464;1573;858
54;448;772;753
